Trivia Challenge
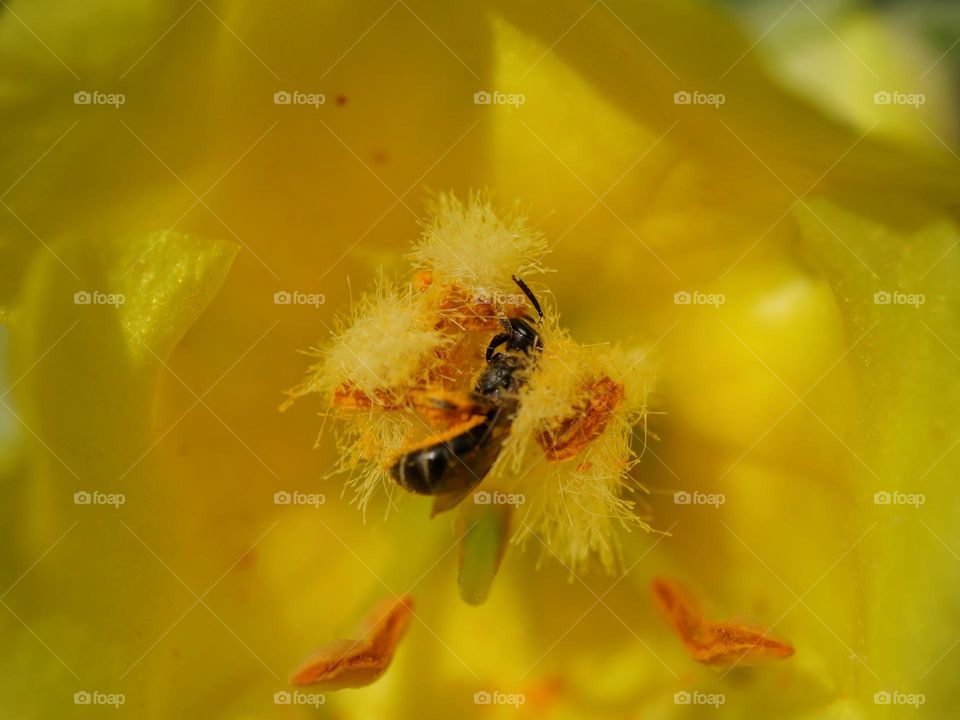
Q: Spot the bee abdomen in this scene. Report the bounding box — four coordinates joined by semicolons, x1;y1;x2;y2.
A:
393;445;451;495
391;415;495;496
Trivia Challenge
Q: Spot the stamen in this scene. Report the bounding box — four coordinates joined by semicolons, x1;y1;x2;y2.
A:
651;578;794;666
289;595;414;688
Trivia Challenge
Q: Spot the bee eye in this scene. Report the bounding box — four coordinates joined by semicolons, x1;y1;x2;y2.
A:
515;321;540;346
512;319;531;336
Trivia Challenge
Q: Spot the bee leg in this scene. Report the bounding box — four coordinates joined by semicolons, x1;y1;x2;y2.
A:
485;332;512;362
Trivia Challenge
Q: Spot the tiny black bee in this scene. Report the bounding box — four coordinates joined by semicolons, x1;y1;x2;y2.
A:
391;275;544;513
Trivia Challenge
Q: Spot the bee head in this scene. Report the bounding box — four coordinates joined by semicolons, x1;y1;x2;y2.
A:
483;276;546;363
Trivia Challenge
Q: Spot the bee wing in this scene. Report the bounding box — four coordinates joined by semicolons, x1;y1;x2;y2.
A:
430;483;483;516
407;388;488;427
429;404;513;516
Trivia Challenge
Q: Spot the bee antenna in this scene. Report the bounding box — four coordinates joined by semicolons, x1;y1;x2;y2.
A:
512;275;544;323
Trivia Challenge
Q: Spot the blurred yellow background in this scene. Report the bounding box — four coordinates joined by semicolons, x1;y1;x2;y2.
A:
1;0;959;717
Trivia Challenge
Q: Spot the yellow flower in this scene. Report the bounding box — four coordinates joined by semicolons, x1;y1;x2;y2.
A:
2;1;959;718
285;192;655;573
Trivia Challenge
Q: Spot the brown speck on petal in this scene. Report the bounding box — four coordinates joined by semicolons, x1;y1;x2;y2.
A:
651;578;794;666
289;595;414;689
